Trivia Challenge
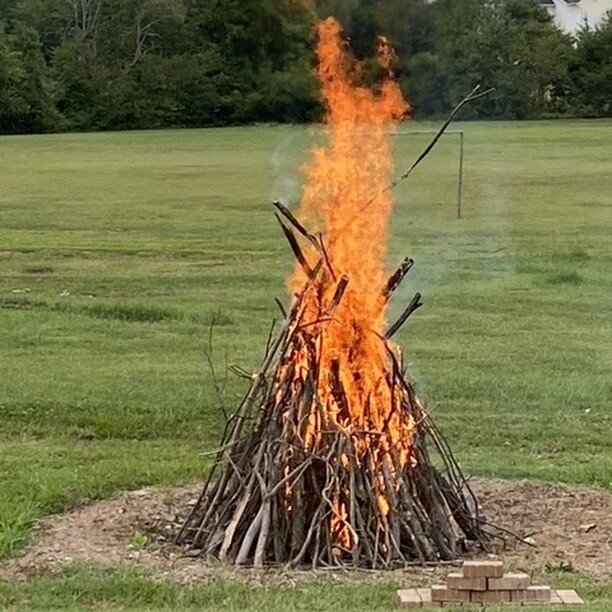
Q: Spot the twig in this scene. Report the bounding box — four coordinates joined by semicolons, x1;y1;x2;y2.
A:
385;293;423;339
334;85;495;232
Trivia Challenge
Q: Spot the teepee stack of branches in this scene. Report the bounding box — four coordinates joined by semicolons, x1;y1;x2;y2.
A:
176;84;496;568
176;204;488;568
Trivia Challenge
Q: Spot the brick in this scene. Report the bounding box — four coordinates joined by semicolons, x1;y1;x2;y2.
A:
462;560;504;579
397;589;422;608
488;572;531;590
524;586;552;602
431;585;469;603
511;590;528;603
550;590;563;604
416;588;433;607
556;589;584;605
470;590;511;604
446;572;487;591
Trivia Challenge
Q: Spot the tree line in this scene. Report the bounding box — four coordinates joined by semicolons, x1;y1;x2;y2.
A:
0;0;610;134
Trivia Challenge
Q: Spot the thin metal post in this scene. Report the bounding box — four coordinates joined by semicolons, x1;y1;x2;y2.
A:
457;131;464;219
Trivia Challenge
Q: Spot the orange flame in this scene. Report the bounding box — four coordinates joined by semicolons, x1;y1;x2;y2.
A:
285;18;415;553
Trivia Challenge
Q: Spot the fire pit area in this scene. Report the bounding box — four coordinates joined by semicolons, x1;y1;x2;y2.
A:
175;19;489;569
397;560;584;608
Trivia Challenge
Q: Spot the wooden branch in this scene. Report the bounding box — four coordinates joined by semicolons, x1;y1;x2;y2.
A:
272;200;321;250
383;256;414;300
388;85;495;192
274;213;315;278
384;292;423;339
274;297;287;318
327;275;349;314
178;271;490;567
272;201;337;279
333;85;495;233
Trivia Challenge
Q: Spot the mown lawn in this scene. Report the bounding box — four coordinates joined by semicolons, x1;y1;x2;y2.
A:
0;120;610;609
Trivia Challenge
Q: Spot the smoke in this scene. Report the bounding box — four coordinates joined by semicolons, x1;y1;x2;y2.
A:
481;182;516;275
270;133;301;208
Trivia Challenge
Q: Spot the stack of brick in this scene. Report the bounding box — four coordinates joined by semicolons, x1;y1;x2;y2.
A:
397;560;584;607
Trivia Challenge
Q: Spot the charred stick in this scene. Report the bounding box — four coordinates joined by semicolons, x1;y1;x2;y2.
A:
192;440;265;548
273;201;337;279
385;292;423;339
327;275;349;314
219;486;254;559
388;85;494;193
235;501;265;565
273;200;320;250
287;484;327;567
475;518;536;548
383;257;414;300
274;297;287;318
317;233;336;280
381;462;403;561
275;214;315;278
264;318;278;357
264;455;314;499
253;466;272;567
272;499;285;562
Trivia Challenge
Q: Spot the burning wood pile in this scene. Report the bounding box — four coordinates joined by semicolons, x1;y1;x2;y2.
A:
176;18;488;568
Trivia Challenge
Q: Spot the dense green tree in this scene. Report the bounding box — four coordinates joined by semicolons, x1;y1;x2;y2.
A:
181;0;315;123
0;20;26;132
10;0;70;58
0;0;609;133
414;0;573;118
98;0;185;67
570;12;612;117
0;19;56;132
51;38;111;130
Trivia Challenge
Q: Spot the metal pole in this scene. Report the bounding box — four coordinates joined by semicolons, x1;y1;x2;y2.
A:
457;131;464;219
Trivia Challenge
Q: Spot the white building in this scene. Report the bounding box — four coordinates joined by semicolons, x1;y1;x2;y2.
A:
536;0;612;35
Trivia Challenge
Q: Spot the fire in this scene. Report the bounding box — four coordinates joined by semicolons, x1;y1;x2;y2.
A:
178;20;487;568
284;18;415;552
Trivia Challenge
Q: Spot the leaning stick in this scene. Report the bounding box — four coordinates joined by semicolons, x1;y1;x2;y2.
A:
383;256;414;299
385;292;423;339
275;214;315;277
334;85;494;233
387;85;494;193
273;199;320;250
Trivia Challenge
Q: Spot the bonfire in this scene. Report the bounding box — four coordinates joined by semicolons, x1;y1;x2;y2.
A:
177;18;488;568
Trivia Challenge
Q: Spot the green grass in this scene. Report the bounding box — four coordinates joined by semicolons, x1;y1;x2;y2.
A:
0;564;610;611
0;120;610;608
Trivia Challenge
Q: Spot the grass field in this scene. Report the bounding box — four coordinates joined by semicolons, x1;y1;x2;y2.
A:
0;120;610;609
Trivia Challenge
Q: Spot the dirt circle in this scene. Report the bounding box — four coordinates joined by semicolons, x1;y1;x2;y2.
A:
2;479;610;585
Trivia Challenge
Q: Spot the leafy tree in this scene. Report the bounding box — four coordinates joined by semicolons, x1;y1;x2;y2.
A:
97;0;185;67
11;0;71;58
0;20;27;132
0;0;609;133
51;37;112;130
570;12;612;117
421;0;573;119
0;19;56;132
182;0;315;123
9;20;58;130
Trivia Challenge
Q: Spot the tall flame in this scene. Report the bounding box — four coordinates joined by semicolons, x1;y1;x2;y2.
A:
291;17;409;428
285;19;414;551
